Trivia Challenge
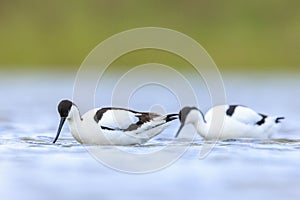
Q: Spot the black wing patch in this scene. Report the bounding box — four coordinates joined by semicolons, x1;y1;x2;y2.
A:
94;108;112;123
226;105;238;117
256;114;267;126
100;126;117;131
166;114;178;122
94;107;170;132
126;113;178;131
125;112;160;131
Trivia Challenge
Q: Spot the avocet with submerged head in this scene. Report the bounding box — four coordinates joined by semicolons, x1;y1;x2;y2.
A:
175;105;284;140
53;100;178;145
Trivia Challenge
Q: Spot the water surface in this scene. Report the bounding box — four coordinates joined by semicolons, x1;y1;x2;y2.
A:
0;72;299;200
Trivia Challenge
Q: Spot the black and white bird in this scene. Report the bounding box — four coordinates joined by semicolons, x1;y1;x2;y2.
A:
53;100;178;145
175;105;284;140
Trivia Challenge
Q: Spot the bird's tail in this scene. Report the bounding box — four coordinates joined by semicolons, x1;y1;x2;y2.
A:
275;117;285;123
165;114;178;122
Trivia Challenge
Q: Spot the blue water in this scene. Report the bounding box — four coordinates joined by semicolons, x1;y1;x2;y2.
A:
0;71;300;200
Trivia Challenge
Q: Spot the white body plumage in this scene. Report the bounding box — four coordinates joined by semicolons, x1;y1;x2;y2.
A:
176;105;284;140
54;100;177;145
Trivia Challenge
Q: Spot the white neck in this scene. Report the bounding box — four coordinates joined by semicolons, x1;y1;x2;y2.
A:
68;105;81;121
194;116;208;138
187;110;208;138
67;105;83;143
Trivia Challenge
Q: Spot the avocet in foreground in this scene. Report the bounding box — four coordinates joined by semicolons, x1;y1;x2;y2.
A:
53;100;177;145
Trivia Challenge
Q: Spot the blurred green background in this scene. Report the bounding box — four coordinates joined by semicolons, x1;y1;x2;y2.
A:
0;0;299;72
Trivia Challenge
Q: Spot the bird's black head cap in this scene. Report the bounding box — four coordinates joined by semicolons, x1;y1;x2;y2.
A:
179;106;199;123
175;106;199;138
58;100;73;118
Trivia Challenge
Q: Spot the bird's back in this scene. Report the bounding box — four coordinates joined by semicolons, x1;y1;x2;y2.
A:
205;105;266;125
203;105;283;139
80;108;177;145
